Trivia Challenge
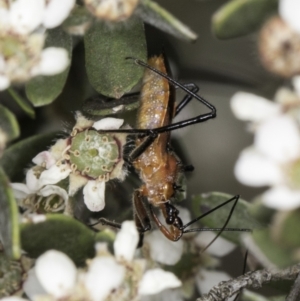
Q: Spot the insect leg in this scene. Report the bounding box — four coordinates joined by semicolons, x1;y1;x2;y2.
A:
182;195;251;251
175;83;199;116
149;204;183;241
128;134;157;161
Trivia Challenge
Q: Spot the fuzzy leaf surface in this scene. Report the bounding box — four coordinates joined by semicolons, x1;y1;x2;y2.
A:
84;18;147;98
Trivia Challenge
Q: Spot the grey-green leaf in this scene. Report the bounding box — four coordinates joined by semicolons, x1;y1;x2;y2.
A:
84;17;147;98
62;5;93;35
21;214;95;266
0;132;58;182
0;104;20;142
245;229;294;268
0;167;21;259
212;0;278;39
25;27;72;106
192;192;263;244
136;0;197;42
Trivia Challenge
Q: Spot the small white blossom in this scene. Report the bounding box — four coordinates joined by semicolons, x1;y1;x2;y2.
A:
11;113;128;214
231;79;300;210
0;0;73;89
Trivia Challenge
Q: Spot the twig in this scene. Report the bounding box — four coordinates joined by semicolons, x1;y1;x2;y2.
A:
197;264;300;301
286;271;300;301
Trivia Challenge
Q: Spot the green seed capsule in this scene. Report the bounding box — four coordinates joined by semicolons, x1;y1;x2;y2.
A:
69;130;119;179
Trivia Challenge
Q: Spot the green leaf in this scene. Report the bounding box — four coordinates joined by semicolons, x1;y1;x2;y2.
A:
84;17;147;98
0;104;20;142
62;5;93;35
7;88;35;119
191;192;263;244
0;167;21;259
247;229;294;268
212;0;278;39
137;0;197;42
25;27;72;107
21;214;95;266
0;132;58;182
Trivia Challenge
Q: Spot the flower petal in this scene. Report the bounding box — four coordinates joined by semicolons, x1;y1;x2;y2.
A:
32;151;56;169
9;0;45;34
84;257;125;301
144;230;183;265
262;186;300;210
10;183;32;199
292;76;300;96
38;164;71;188
195;232;236;257
35;250;77;298
114;221;139;262
0;74;10;91
279;0;300;34
43;0;75;28
255;115;300;163
1;298;29;301
234;147;283;186
39;185;68;202
93;118;124;130
26;168;40;192
83;180;105;211
32;47;69;76
230;92;280;122
23;268;47;300
139;269;181;295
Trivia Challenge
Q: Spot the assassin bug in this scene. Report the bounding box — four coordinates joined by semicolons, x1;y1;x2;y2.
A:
89;55;251;244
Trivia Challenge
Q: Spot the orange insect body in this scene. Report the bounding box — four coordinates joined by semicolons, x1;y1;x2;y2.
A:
133;55;184;240
134;56;180;206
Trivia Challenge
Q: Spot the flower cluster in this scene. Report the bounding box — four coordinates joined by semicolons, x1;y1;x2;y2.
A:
0;0;74;90
6;221;182;301
231;77;300;210
11;112;128;214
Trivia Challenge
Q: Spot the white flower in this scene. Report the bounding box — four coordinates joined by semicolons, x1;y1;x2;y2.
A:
11;114;128;214
0;0;73;89
279;0;300;34
231;82;300;210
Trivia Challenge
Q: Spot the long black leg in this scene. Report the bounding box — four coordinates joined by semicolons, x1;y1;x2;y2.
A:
182;195;251;252
96;59;216;136
128;134;157;162
175;83;199;116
